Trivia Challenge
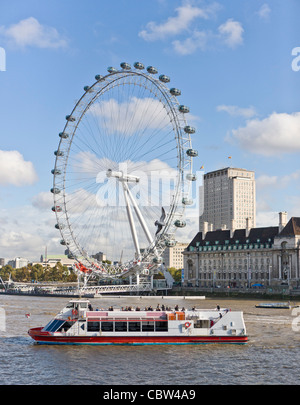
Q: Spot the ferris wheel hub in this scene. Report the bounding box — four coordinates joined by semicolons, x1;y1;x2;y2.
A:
106;169;140;183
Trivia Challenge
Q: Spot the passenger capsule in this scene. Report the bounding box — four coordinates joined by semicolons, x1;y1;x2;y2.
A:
182;198;193;205
184;126;196;134
68;253;75;259
153;256;163;264
83;85;92;92
54;150;64;157
50;187;60;194
59;132;69;139
147;66;158;74
55;223;65;229
134;62;145;70
95;74;104;81
66;115;76;122
186;173;197;181
170;88;181;96
52;205;62;212
120;62;131;70
186;149;198;157
165;240;177;247
51;169;61;175
179;105;190;114
174;220;186;228
107;67;118;73
159;74;170;83
60;239;67;245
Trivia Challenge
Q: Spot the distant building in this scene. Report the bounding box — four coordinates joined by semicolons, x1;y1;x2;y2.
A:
0;258;5;267
183;212;300;289
7;257;29;269
91;251;107;262
162;242;188;269
199;167;256;233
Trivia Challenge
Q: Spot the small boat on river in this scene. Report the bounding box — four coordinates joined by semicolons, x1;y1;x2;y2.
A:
28;299;247;345
255;302;291;309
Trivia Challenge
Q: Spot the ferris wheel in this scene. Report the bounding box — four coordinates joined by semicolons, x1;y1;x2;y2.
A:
51;62;198;279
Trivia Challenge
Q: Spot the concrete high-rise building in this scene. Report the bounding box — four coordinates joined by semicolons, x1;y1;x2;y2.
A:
199;167;256;233
162;242;188;269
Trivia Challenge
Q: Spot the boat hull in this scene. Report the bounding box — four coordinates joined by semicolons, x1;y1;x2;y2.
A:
28;327;247;345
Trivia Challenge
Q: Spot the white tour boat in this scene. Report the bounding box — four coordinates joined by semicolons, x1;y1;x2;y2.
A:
28;299;248;345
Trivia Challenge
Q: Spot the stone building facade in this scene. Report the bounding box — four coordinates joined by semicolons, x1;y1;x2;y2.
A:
183;213;300;289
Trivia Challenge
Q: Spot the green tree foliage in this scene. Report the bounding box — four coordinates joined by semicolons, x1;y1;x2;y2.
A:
0;263;78;283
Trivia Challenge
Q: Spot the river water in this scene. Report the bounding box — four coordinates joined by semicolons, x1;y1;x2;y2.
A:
0;294;300;385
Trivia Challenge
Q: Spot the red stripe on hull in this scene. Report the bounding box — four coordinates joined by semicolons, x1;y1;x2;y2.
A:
28;328;247;345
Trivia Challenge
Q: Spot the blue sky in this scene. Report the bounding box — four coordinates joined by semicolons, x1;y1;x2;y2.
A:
0;0;300;261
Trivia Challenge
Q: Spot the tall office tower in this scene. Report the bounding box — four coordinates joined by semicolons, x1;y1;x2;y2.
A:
199;167;256;233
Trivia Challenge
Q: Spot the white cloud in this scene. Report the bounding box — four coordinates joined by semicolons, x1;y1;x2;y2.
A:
217;104;257;118
172;30;208;55
256;170;300;190
218;19;244;48
0;17;67;49
88;97;170;135
230;111;300;156
139;3;213;41
257;4;271;20
32;191;53;210
0;150;38;186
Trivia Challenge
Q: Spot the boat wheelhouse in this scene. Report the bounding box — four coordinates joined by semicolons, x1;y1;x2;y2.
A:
28;300;248;345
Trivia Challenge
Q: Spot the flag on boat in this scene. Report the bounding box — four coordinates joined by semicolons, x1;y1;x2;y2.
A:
25;313;31;318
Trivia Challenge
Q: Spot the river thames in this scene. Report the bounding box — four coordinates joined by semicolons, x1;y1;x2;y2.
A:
0;294;300;385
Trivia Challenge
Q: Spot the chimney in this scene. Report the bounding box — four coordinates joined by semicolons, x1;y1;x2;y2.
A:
230;219;236;238
246;217;252;238
279;211;287;233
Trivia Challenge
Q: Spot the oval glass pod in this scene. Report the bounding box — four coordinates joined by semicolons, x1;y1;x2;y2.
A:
51;169;61;175
184;126;196;134
186;149;198;157
55;223;65;229
174;220;186;228
182;198;193;205
179;105;190;113
165;240;177;247
147;66;158;74
59;132;69;139
54;150;64;157
186;173;197;181
50;187;60;194
66;115;76;122
134;62;144;70
159;74;170;83
107;67;118;73
52;205;62;212
170;88;181;96
120;62;131;70
95;74;104;81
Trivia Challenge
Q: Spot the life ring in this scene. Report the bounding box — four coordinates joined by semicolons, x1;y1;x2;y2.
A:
185;322;191;328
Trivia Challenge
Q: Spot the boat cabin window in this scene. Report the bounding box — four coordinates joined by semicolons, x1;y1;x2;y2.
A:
88;321;100;332
115;321;127;332
101;321;113;332
57;321;73;332
155;321;168;332
43;319;65;332
128;322;141;332
142;321;154;332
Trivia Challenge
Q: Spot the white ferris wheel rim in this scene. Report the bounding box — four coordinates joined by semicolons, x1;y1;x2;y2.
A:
51;62;196;275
